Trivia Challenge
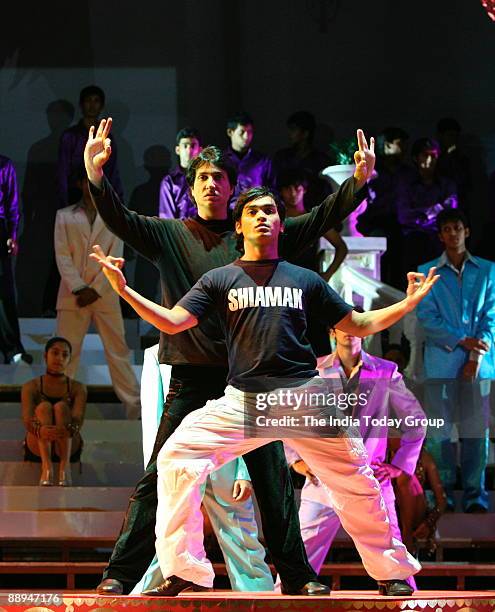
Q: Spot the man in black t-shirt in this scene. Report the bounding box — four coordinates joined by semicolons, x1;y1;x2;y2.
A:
86;119;375;597
92;185;438;597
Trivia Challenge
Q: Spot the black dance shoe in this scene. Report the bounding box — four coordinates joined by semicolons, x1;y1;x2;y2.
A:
142;575;211;596
377;580;414;596
96;578;124;595
281;580;330;595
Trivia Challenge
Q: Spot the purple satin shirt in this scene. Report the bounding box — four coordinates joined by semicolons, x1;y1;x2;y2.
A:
158;166;196;219
224;146;276;204
57;120;124;207
0;155;19;240
397;172;458;234
286;350;426;477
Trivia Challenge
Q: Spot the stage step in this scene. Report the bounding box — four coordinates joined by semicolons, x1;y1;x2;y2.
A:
18;329;143;365
0;419;141;442
0;402;127;420
0;440;143;463
0;560;494;591
315;562;495;590
0;561;106;590
19;318;140;339
20;349;144;366
0;461;143;486
0;486;133;511
0;364;143;389
0;510;123;539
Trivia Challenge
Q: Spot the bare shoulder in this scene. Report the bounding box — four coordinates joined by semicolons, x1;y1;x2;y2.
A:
72;380;88;397
21;378;37;394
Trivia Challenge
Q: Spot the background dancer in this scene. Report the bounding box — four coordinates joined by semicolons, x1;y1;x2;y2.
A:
282;327;426;590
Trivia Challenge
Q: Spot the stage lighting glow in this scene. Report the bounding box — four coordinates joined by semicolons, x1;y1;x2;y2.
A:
481;0;495;21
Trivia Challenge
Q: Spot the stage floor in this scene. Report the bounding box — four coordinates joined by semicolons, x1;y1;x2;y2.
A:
2;590;495;612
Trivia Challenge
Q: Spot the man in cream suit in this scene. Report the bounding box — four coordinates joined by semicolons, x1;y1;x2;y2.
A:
54;169;141;419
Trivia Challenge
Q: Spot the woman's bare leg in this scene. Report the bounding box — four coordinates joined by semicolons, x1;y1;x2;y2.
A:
26;401;54;484
53;401;72;485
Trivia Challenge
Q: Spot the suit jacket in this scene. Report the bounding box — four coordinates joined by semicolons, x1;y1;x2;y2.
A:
285;350;425;505
54;203;123;312
417;254;495;379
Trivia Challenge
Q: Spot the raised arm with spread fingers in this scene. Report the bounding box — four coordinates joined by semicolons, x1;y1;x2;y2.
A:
89;245;197;335
335;268;440;337
84;118;113;188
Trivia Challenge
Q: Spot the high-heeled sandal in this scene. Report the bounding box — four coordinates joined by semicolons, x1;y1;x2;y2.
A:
57;469;72;487
39;468;53;486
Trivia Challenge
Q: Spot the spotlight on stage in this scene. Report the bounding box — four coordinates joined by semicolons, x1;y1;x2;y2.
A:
481;0;495;21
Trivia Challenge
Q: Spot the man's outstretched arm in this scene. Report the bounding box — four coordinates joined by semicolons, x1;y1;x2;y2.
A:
336;268;439;337
90;245;197;335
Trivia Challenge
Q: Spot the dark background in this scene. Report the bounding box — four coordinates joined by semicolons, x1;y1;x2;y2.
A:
1;0;494;314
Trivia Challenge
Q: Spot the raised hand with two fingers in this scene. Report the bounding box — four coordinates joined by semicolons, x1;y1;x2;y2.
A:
353;129;376;188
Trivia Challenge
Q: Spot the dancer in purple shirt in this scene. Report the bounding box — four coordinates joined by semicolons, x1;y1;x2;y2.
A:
224;112;276;205
0;155;32;364
58;85;123;207
159;127;202;219
398;138;457;287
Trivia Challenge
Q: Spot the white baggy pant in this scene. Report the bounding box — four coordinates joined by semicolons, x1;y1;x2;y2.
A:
57;307;141;419
283;481;416;590
156;384;421;588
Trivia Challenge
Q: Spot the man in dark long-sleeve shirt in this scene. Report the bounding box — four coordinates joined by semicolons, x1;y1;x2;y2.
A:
273;111;331;209
87;118;375;596
0;155;31;363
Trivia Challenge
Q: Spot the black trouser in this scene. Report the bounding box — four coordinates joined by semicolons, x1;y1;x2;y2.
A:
102;364;316;593
0;244;25;362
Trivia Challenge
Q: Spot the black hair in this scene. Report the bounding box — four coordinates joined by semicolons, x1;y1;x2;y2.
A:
45;337;72;355
286;111;316;141
226;112;254;131
436;208;469;232
383;342;410;368
437;117;461;134
176;126;202;146
185;145;237;188
411;137;440;160
277;168;309;191
233;187;286;252
79;85;105;106
382;127;409;143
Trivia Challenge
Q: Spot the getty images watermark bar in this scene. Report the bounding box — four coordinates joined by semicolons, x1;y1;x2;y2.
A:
242;376;492;439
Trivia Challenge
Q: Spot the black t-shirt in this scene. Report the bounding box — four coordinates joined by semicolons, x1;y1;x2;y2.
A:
177;259;353;390
90;176;359;365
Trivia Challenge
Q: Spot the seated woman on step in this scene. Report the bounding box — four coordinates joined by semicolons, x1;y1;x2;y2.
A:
21;337;87;486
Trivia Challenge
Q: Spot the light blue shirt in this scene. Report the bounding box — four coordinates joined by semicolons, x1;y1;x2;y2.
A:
417;252;495;379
